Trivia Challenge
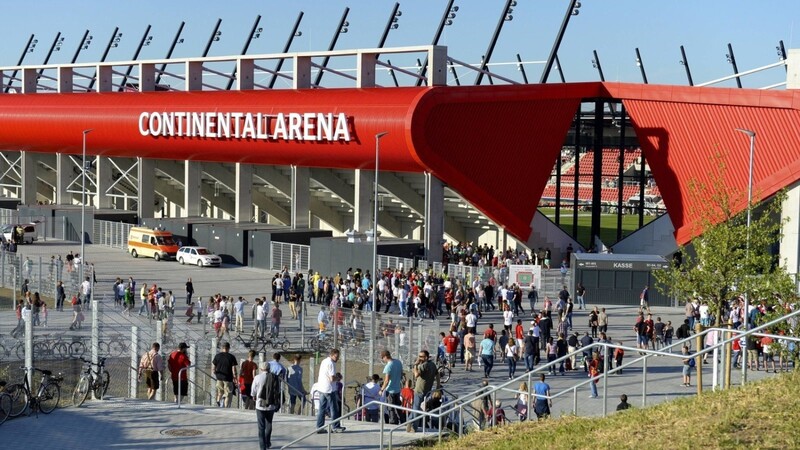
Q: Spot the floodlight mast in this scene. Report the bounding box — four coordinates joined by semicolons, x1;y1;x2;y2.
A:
268;12;304;89
5;34;35;93
156;21;186;86
226;15;262;91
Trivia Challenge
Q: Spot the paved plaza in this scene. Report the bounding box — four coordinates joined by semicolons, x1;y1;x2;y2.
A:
0;241;780;449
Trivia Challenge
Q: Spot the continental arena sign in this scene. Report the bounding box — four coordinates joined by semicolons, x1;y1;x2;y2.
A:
138;111;351;142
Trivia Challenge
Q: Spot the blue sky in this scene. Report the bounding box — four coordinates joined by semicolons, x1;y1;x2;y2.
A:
1;0;796;88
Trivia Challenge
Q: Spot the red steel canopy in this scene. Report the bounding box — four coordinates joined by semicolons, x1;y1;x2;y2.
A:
0;81;798;245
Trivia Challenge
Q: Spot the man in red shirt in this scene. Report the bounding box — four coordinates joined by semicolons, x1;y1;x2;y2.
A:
483;324;497;342
443;331;460;368
167;342;191;403
514;319;525;349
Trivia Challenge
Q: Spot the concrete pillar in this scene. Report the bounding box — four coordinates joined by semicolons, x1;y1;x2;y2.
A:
787;49;800;90
55;153;70;205
781;181;800;285
20;151;36;205
95;156;114;208
353;169;373;233
184;161;202;217
138;158;155;218
235;163;253;223
291;165;310;229
424;173;444;264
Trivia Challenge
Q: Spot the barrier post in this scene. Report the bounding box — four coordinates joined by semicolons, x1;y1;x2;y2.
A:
695;322;704;394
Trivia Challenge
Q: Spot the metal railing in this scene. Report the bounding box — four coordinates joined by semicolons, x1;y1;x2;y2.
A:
93;220;133;250
271;242;310;273
177;364;215;408
369;308;800;449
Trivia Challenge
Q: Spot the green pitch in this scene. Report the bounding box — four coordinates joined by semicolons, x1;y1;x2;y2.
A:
538;208;656;248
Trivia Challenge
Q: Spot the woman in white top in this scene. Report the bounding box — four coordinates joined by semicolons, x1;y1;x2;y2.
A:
503;305;514;334
506;341;519;379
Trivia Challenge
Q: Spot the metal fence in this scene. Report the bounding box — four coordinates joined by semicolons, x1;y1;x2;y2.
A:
0;251;93;304
93;220;133;250
271;242;310;273
377;255;415;272
447;264;491;285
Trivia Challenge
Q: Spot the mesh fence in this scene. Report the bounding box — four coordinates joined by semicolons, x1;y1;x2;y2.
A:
0;251;93;302
323;307;441;368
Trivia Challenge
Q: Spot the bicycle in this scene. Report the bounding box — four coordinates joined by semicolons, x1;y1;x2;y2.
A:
235;332;271;354
435;354;452;384
72;356;110;407
0;381;10;425
5;366;63;417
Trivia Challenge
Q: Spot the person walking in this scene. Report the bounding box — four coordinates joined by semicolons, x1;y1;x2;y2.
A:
185;277;194;306
252;359;283;450
379;350;404;425
138;342;164;400
480;334;495;378
576;282;587;310
287;354;307;415
533;373;552;420
167;342;191;403
316;348;345;433
212;342;239;408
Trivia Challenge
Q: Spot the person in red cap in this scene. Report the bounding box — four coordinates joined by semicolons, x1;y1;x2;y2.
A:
168;342;191;403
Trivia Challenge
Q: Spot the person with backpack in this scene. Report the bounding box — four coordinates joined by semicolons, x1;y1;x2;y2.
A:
252;356;285;450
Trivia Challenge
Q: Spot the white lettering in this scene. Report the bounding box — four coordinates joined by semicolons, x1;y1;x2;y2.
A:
287;113;302;140
191;113;204;137
302;113;316;141
174;112;186;135
256;113;269;139
138;112;150;136
161;113;174;136
333;112;350;141
148;113;162;136
273;113;287;140
217;113;230;138
317;113;332;140
242;113;255;138
138;111;351;142
205;112;216;137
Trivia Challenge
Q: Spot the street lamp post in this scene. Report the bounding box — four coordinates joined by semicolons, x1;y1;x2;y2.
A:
369;131;388;376
735;127;755;385
81;129;93;278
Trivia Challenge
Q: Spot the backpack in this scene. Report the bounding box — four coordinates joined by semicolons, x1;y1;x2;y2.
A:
258;372;282;409
688;357;696;368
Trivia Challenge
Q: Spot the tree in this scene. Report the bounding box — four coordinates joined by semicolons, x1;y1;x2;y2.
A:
654;153;795;327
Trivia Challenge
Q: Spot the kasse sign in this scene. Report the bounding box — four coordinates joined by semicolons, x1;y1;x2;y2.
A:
138;111;351;142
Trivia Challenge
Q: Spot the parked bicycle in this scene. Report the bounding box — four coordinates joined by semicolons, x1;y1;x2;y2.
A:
72;356;110;407
0;381;11;425
5;366;63;417
234;332;271;355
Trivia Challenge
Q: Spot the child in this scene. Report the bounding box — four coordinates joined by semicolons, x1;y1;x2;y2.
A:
614;342;625;374
41;302;48;327
681;346;693;387
400;378;414;423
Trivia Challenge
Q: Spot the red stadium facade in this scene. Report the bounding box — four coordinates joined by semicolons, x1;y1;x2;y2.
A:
0;80;798;246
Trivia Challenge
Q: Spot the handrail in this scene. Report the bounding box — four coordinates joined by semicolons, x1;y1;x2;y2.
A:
177;364;240;409
381;307;800;448
280;397;446;449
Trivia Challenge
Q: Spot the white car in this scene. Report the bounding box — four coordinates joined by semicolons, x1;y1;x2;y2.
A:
1;223;37;244
176;246;222;267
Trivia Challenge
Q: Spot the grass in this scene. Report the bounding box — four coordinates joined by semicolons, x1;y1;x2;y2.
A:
538;208;656;248
415;370;800;450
